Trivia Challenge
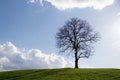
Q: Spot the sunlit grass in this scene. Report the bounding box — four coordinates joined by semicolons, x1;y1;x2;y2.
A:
0;68;120;80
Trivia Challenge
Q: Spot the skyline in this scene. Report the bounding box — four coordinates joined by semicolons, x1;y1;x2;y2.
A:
0;0;120;71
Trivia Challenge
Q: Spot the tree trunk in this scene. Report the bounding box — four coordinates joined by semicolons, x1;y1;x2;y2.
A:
75;58;78;68
75;49;78;68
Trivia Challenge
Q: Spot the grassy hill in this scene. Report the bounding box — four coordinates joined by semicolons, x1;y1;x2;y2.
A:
0;68;120;80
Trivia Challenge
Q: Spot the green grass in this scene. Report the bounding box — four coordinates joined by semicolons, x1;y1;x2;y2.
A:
0;68;120;80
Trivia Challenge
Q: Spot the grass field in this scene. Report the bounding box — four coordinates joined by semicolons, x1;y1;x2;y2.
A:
0;68;120;80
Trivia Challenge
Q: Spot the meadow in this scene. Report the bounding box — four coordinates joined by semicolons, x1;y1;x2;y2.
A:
0;68;120;80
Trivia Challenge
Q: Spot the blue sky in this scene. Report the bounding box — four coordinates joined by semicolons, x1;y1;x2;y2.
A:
0;0;120;70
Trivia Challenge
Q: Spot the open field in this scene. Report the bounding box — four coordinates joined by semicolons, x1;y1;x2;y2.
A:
0;68;120;80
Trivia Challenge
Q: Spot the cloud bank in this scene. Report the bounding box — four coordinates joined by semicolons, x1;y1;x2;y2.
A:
0;42;72;71
29;0;114;10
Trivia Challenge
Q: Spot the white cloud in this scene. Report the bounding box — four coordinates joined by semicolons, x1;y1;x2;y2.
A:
28;0;44;5
29;0;114;10
29;0;36;3
0;42;72;71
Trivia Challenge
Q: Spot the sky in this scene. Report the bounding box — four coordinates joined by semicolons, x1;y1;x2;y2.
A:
0;0;120;71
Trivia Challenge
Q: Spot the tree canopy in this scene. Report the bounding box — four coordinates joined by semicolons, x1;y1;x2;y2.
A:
56;18;99;68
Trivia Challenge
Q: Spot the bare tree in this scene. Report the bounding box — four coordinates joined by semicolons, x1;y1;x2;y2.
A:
56;18;99;68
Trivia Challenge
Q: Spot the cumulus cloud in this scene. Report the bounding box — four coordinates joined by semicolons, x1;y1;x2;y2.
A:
0;42;72;71
29;0;114;10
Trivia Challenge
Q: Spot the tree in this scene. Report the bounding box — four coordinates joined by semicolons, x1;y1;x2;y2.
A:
56;18;99;68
